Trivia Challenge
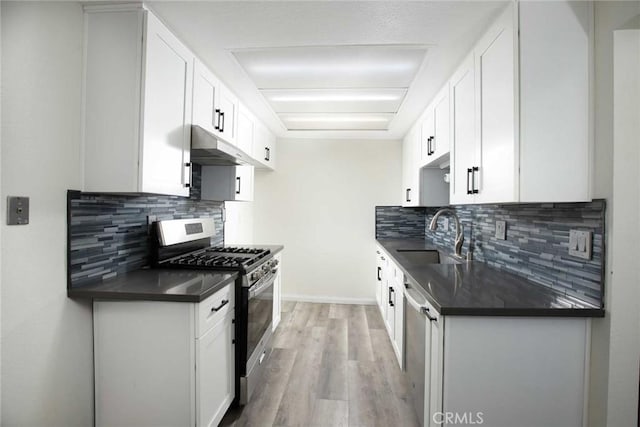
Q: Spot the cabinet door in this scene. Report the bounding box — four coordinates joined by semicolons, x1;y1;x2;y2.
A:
449;55;476;205
201;165;253;202
252;121;277;170
432;84;450;163
197;313;235;427
420;108;435;166
474;4;517;203
217;84;238;144
402;126;420;207
386;280;396;341
193;59;219;136
235;166;254;202
264;128;277;169
236;105;254;155
375;250;384;308
393;273;404;369
140;12;193;197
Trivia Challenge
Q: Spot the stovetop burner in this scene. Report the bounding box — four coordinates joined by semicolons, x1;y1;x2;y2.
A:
163;246;271;272
206;246;267;255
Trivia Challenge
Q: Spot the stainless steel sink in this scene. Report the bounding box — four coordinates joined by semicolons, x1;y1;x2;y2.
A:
395;249;440;264
395;249;462;265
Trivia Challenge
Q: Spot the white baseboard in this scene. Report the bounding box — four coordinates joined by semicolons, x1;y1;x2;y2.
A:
281;293;376;305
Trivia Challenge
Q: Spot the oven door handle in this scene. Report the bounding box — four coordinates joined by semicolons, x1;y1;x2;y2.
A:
249;271;277;298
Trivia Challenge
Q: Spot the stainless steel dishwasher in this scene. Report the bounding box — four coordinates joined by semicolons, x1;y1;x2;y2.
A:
404;279;440;427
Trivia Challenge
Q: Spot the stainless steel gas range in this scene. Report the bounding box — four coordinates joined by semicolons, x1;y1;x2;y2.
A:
151;218;279;405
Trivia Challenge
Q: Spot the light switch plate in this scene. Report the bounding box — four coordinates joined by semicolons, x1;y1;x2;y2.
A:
7;196;30;225
569;229;592;260
495;220;506;240
443;217;450;230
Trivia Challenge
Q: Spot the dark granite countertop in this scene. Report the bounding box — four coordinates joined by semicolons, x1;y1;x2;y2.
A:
377;239;604;317
68;269;238;302
68;245;284;302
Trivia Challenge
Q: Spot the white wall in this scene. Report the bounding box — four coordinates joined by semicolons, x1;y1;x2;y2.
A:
1;3;93;426
0;1;3;421
607;26;640;427
253;138;401;303
588;3;640;426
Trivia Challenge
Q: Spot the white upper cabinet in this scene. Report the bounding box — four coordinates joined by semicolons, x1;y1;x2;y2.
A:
192;59;220;137
518;1;592;202
451;4;516;205
449;55;477;205
420;84;451;168
201;165;254;202
447;0;592;205
253;120;277;170
83;6;194;197
217;84;238;145
192;59;238;146
402;125;420;206
236;103;254;155
473;3;517;204
403;124;449;207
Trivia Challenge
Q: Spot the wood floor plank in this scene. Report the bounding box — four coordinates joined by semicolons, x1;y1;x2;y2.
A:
273;302;314;350
317;318;348;400
229;348;297;427
347;359;402;427
370;329;420;427
281;300;297;312
273;326;327;426
364;304;386;330
225;302;419;427
347;305;376;362
290;302;315;329
328;303;351;319
309;399;348;427
306;303;330;328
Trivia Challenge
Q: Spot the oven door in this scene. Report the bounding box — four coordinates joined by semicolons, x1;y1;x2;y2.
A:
246;273;274;363
239;269;276;404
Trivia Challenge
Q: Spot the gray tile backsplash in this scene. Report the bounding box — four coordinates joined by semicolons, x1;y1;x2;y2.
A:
376;201;605;307
68;164;224;287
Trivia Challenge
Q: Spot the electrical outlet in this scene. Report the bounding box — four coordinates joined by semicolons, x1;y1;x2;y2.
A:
442;217;450;230
7;196;29;225
569;230;592;260
495;220;506;240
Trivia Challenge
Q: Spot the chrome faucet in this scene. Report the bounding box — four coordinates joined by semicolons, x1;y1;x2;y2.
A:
429;208;464;259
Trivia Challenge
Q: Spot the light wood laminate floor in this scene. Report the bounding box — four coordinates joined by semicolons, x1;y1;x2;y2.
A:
221;302;419;427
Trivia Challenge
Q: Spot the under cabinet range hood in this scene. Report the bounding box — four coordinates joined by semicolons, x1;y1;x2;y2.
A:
190;125;256;166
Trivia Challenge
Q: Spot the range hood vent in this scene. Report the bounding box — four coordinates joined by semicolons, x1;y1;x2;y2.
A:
190;125;256;166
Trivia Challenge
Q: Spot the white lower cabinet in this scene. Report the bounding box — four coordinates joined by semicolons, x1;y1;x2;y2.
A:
375;245;404;368
93;283;235;427
197;313;235;427
422;312;590;427
375;247;386;310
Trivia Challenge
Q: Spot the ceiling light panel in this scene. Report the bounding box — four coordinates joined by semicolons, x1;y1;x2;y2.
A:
233;45;428;89
279;113;394;131
262;88;407;113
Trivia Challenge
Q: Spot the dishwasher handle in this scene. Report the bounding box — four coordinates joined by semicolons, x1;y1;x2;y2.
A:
404;283;438;322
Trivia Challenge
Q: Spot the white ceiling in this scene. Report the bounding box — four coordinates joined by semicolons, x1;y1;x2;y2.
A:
148;1;507;140
233;45;427;131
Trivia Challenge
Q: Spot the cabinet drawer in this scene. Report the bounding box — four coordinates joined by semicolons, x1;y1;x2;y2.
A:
197;283;234;337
